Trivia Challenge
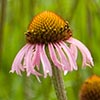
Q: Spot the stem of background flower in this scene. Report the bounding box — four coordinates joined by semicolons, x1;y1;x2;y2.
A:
52;65;67;100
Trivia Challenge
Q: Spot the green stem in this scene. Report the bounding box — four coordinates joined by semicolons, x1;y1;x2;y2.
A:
52;65;67;100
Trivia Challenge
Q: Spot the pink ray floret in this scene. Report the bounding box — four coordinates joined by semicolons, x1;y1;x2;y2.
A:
10;37;94;77
67;37;94;67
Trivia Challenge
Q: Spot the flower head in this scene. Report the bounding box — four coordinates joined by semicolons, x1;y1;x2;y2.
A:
79;75;100;100
10;11;94;78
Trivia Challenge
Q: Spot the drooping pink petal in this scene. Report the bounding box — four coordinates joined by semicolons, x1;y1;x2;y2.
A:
32;44;40;70
48;43;64;70
25;45;33;69
24;45;41;77
10;44;31;75
54;43;71;74
67;37;94;67
60;41;78;70
40;44;52;78
70;44;78;60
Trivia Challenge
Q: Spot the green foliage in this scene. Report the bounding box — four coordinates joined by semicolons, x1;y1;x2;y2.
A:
0;0;100;100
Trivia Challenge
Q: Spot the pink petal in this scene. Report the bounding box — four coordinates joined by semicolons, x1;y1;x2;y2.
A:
60;41;78;70
54;43;71;73
10;44;31;75
24;45;41;76
48;43;64;70
40;44;52;78
32;44;40;70
25;45;33;69
67;37;94;67
70;44;78;60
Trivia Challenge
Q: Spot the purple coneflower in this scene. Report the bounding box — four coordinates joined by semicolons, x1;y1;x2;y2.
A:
10;11;94;78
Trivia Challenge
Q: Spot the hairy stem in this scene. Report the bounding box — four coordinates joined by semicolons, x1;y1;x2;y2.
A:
52;66;67;100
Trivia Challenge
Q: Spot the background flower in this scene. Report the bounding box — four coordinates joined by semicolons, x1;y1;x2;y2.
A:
79;75;100;100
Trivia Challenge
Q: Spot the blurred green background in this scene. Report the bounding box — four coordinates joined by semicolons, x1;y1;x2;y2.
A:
0;0;100;100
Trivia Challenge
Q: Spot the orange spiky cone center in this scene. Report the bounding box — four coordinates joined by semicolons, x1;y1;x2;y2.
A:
79;75;100;100
25;11;72;44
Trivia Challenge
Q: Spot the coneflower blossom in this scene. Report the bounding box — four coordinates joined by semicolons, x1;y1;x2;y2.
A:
10;11;94;78
79;75;100;100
